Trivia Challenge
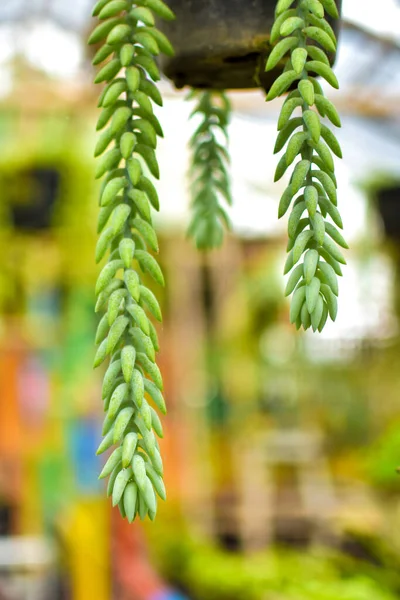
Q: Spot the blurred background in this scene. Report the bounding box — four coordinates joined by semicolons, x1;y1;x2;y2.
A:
0;0;400;598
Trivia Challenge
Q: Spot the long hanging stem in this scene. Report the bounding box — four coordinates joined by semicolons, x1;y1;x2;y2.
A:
267;0;347;332
187;90;232;250
89;0;175;522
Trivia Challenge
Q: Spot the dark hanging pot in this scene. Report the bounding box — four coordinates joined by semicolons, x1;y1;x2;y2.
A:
158;0;342;91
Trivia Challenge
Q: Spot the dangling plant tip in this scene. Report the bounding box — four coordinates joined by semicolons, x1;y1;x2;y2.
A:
187;90;232;250
90;0;174;522
267;0;347;332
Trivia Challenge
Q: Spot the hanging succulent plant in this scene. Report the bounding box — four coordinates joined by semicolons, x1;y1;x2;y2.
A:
89;0;174;522
187;90;232;250
89;0;345;522
266;0;346;331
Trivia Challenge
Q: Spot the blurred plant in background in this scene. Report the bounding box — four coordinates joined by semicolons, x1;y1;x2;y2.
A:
147;518;400;600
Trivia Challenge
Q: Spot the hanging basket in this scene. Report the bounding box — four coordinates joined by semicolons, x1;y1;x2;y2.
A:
158;0;342;90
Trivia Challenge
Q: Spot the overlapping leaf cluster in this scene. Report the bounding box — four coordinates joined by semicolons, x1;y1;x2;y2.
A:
187;91;232;250
89;0;175;522
267;0;347;331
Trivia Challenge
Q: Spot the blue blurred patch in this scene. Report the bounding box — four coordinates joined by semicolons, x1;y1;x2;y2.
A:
150;591;190;600
67;418;102;494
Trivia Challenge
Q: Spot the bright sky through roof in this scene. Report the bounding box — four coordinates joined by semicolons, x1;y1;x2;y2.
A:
343;0;400;40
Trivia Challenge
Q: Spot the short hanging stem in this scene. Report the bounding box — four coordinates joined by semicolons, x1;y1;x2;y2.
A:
187;90;233;250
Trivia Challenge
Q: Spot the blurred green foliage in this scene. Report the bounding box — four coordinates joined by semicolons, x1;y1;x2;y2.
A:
148;522;400;600
366;423;400;492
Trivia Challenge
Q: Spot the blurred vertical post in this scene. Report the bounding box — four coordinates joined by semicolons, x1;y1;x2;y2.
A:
60;498;110;600
166;238;214;534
